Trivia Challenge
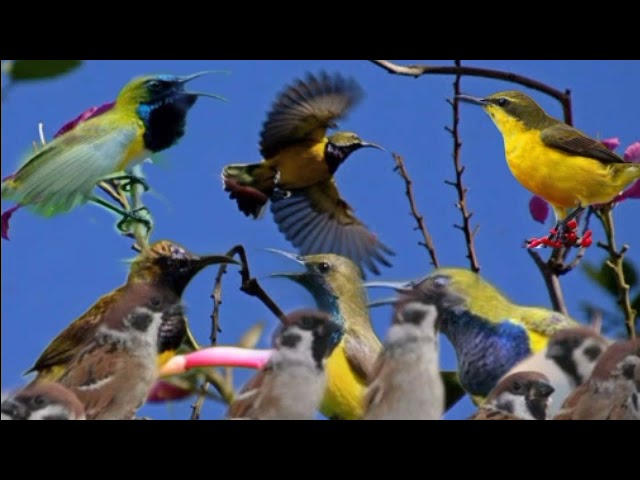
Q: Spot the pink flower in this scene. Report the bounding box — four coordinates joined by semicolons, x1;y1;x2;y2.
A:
529;196;550;224
146;380;193;403
53;101;115;138
1;205;21;240
624;142;640;162
601;137;620;151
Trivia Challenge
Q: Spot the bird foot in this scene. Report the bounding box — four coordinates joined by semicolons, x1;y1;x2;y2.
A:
104;173;151;193
525;220;593;249
116;207;154;235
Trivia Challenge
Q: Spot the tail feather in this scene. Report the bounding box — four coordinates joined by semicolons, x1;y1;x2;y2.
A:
222;163;277;218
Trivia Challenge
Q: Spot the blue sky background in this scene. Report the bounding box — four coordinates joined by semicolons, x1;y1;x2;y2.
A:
1;60;638;420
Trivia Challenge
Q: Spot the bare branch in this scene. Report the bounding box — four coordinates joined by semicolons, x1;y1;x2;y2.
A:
391;153;439;268
446;61;481;273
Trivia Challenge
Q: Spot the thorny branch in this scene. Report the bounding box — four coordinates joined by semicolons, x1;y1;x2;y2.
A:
391;153;439;268
445;61;480;273
594;205;637;339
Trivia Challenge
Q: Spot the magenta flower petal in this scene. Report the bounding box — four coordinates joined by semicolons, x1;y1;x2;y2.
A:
600;137;620;151
146;380;193;403
614;180;640;202
53;101;116;138
623;142;640;162
1;205;21;241
529;195;550;224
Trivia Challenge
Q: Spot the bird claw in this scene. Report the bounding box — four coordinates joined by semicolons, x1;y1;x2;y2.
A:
525;221;592;249
116;207;153;235
119;175;150;193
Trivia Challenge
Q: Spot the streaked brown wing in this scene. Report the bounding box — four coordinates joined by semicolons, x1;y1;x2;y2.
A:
362;351;398;415
270;179;394;276
259;72;364;159
226;367;272;419
469;407;521;420
28;289;122;377
540;123;625;164
343;330;381;383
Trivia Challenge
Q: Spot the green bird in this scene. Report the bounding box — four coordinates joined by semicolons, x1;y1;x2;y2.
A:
268;250;465;419
366;268;581;403
2;71;225;223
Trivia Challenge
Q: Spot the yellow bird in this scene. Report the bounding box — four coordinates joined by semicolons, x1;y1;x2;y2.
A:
458;91;640;245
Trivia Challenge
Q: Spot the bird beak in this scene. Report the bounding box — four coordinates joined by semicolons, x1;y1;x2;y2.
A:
263;248;308;281
364;280;413;291
367;297;401;308
531;381;555;399
456;94;488;106
1;398;28;420
188;254;240;272
544;343;565;360
178;71;229;102
360;141;386;151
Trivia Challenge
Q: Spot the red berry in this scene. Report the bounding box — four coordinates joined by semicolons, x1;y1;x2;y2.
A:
566;220;578;230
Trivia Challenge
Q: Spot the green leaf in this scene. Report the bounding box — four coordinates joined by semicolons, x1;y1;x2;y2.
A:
10;60;82;81
582;258;638;298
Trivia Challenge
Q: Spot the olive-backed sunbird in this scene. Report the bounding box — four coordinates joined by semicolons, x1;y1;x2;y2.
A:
222;72;393;276
2;72;225;219
26;240;238;383
268;250;465;420
366;268;580;403
458;91;640;234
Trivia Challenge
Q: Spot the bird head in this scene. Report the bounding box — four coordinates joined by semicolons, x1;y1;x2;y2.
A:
545;327;610;385
487;371;555;420
457;90;550;132
326;131;385;163
589;338;640;384
128;240;239;296
116;72;227;109
1;382;85;420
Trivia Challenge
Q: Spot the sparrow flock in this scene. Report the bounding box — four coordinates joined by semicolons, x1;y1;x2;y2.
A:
2;67;638;420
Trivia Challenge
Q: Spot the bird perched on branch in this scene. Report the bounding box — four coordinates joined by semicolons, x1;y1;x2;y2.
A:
27;240;238;383
268;250;465;420
2;72;225;225
1;382;86;420
222;71;392;275
363;301;444;420
469;371;555;420
366;268;579;403
226;310;342;420
457;90;640;248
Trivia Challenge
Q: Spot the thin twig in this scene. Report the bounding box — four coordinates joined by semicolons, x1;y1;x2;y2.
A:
527;248;569;315
445;61;480;273
594;205;637;339
370;60;573;125
391;153;439;267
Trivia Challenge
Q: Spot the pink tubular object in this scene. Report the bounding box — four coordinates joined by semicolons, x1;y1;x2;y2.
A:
159;347;274;377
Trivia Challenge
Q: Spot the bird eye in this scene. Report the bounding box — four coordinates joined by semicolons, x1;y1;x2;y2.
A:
512;381;522;392
32;395;46;407
170;245;187;259
497;97;510;107
150;297;162;308
316;262;331;274
147;80;162;90
432;276;450;289
301;316;316;329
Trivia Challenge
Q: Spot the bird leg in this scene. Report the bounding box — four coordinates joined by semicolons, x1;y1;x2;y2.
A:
100;173;151;193
89;196;153;234
526;207;593;249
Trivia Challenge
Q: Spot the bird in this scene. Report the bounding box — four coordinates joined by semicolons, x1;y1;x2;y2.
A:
363;301;444;420
1;382;86;420
268;249;465;420
222;71;393;275
2;71;225;223
553;338;639;420
226;309;342;420
457;90;640;247
502;326;610;417
469;371;555;420
27;240;237;383
365;267;580;402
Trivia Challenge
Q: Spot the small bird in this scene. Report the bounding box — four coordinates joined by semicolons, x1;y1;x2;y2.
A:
268;249;465;420
226;309;342;420
28;240;237;382
363;301;444;420
222;71;392;275
365;268;579;402
457;91;640;246
2;72;225;222
554;339;640;420
502;326;610;417
1;382;86;420
469;371;555;420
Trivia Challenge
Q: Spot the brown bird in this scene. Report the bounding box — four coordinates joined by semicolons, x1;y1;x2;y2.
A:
1;382;85;420
469;371;555;420
27;240;238;382
222;71;392;275
226;309;342;420
363;301;444;420
554;339;639;420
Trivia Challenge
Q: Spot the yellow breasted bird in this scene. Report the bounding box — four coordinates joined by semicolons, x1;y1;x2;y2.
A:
27;240;238;383
457;91;640;245
223;72;393;275
268;250;465;420
2;72;225;222
366;268;580;403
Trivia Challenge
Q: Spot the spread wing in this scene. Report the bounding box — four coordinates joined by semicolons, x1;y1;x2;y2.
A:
1;118;138;216
540;124;624;165
259;72;364;159
270;179;394;276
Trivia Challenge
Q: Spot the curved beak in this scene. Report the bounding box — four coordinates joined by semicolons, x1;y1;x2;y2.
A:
189;254;240;271
456;94;488;106
178;71;229;102
263;248;308;282
360;141;386;152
